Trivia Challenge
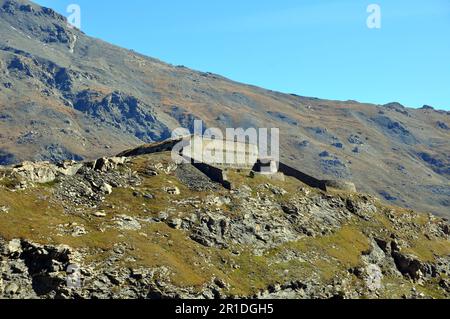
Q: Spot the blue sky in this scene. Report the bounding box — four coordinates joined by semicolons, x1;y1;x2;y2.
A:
35;0;450;110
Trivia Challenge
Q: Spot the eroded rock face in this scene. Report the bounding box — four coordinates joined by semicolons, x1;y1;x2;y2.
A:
0;236;235;299
392;251;425;280
167;187;360;255
0;239;76;299
74;91;171;143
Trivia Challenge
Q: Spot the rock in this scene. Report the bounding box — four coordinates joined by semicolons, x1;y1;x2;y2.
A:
439;278;450;293
115;215;141;230
13;161;57;184
8;260;28;274
143;193;155;200
157;211;169;221
4;283;19;295
164;186;180;195
56;161;83;176
348;135;364;145
264;184;287;196
345;197;376;220
93;212;107;218
54;163;142;207
436;121;449;130
1;139;450;299
175;164;219;191
281;204;298;215
7;239;22;257
71;225;87;237
168;218;183;230
0;205;9;214
94;157;126;172
298;140;310;148
392;251;424;280
332;142;344;149
130;268;145;280
364;264;383;292
379;191;397;201
144;169;158;177
100;182;113;195
320;159;351;179
441;223;450;236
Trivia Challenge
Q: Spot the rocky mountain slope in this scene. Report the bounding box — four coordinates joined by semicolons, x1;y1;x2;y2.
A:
0;0;449;218
0;152;450;299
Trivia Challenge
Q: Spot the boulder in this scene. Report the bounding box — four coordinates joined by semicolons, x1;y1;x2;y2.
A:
55;161;83;176
12;160;84;184
100;182;113;195
4;283;19;295
13;161;57;184
168;218;183;230
94;157;126;172
392;251;425;280
164;186;180;195
6;239;22;257
364;264;383;292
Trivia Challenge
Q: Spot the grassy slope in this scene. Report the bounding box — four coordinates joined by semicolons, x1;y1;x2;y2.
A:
0;152;449;298
0;1;449;217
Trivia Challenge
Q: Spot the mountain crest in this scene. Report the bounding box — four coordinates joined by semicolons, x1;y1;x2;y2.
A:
0;0;449;218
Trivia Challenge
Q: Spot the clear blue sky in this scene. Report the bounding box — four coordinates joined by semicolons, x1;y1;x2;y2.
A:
35;0;450;110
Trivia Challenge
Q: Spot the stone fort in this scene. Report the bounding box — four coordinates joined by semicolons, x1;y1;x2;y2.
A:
118;135;356;193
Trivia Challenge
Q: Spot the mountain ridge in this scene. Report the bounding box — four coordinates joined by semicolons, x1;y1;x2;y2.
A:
0;0;449;217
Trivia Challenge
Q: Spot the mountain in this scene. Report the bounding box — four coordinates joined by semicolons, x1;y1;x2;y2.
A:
0;0;449;217
0;152;449;299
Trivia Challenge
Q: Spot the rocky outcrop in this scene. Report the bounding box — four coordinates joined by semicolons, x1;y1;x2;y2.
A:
74;91;171;143
11;160;82;184
1;0;450;220
0;238;77;298
0;0;449;295
55;157;140;207
371;115;417;145
1;151;450;299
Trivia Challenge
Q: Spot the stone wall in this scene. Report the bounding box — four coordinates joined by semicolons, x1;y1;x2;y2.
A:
323;180;357;192
117;137;356;193
278;162;327;191
182;136;259;168
190;161;232;190
117;138;184;157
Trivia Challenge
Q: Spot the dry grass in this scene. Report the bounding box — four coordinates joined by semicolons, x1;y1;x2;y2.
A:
0;152;449;297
